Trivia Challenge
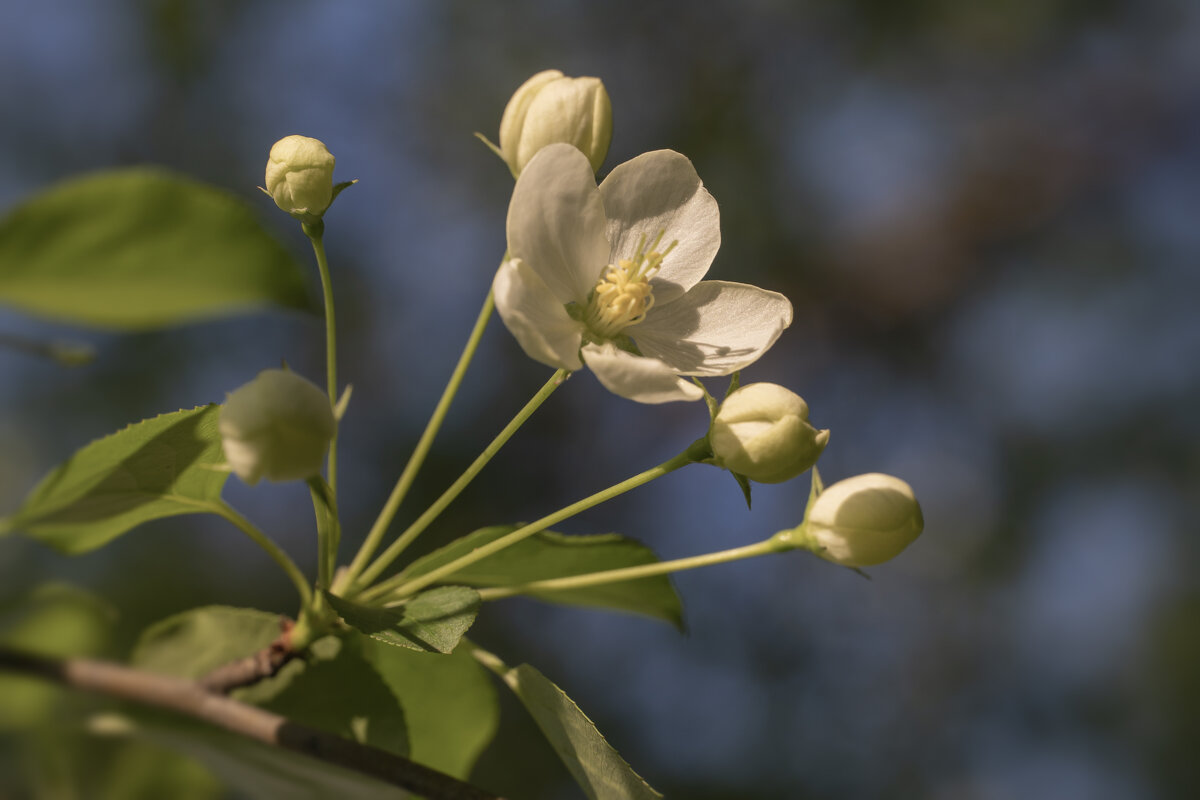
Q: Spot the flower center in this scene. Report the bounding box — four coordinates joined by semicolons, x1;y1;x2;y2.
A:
583;231;677;339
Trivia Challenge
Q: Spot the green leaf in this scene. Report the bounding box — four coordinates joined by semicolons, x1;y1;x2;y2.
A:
360;636;498;779
259;636;408;757
498;662;662;800
0;583;117;730
399;526;684;628
131;606;286;680
324;588;479;654
96;739;224;800
0;168;312;329
4;406;230;554
89;711;411;800
134;610;407;756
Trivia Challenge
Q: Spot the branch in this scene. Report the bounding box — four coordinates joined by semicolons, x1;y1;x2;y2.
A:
0;646;504;800
198;617;297;694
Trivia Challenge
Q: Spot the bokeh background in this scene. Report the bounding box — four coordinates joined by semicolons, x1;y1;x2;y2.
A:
2;1;1198;798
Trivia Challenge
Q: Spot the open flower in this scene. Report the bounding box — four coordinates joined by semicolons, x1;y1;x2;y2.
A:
493;143;793;403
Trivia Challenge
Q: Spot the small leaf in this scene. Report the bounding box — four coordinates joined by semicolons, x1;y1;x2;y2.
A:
498;662;662;800
259;636;408;757
359;635;498;779
325;588;479;654
4;406;229;554
399;527;684;628
0;168;312;329
131;606;285;680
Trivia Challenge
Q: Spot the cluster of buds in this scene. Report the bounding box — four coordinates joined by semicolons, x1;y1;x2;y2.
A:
708;383;921;567
246;72;923;570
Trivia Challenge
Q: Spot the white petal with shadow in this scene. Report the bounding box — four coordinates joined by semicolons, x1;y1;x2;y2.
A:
599;150;719;306
507;144;610;304
581;342;705;404
493;258;584;370
630;280;793;375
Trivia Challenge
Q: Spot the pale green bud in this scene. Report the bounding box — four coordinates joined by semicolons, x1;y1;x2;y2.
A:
499;69;612;177
710;383;829;484
800;473;923;567
264;135;336;221
219;368;335;485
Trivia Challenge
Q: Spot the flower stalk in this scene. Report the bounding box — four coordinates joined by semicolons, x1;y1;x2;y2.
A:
366;437;711;604
349;368;571;594
475;536;790;601
336;287;497;593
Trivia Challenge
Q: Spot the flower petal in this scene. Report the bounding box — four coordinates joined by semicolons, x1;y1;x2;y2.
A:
581;342;705;404
630;280;793;375
507;143;610;304
599;150;720;305
493;258;584;370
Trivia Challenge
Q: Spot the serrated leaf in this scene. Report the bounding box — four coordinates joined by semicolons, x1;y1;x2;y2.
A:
399;526;684;627
325;588;479;654
5;406;230;554
499;663;662;800
360;636;498;779
0;168;312;329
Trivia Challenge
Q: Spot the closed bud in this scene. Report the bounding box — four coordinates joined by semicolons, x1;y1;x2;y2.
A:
264;135;336;221
499;69;612;177
800;473;923;567
219;368;335;485
710;383;829;483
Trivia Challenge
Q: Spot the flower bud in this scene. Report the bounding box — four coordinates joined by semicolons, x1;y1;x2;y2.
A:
264;135;336;221
709;383;829;483
801;473;923;567
499;69;612;177
218;368;335;485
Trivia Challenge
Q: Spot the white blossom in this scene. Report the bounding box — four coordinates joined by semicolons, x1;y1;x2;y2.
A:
494;144;793;403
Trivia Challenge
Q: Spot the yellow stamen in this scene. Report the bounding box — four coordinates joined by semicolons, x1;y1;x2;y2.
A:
583;231;677;339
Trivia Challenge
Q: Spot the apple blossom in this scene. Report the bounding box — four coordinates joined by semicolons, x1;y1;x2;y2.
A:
493;144;793;403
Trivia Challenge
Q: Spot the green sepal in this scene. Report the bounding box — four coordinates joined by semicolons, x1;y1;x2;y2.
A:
723;370;741;398
731;470;753;510
692;377;718;421
473;131;505;163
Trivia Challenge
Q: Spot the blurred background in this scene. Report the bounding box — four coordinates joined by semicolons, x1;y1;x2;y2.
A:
1;0;1197;797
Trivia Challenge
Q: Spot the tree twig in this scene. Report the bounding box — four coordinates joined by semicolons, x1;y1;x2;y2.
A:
197;617;298;694
0;646;504;800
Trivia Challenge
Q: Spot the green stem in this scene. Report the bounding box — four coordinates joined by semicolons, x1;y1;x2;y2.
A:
337;289;496;593
308;476;338;590
365;438;709;603
475;537;788;601
304;221;342;586
211;502;312;606
351;368;569;593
